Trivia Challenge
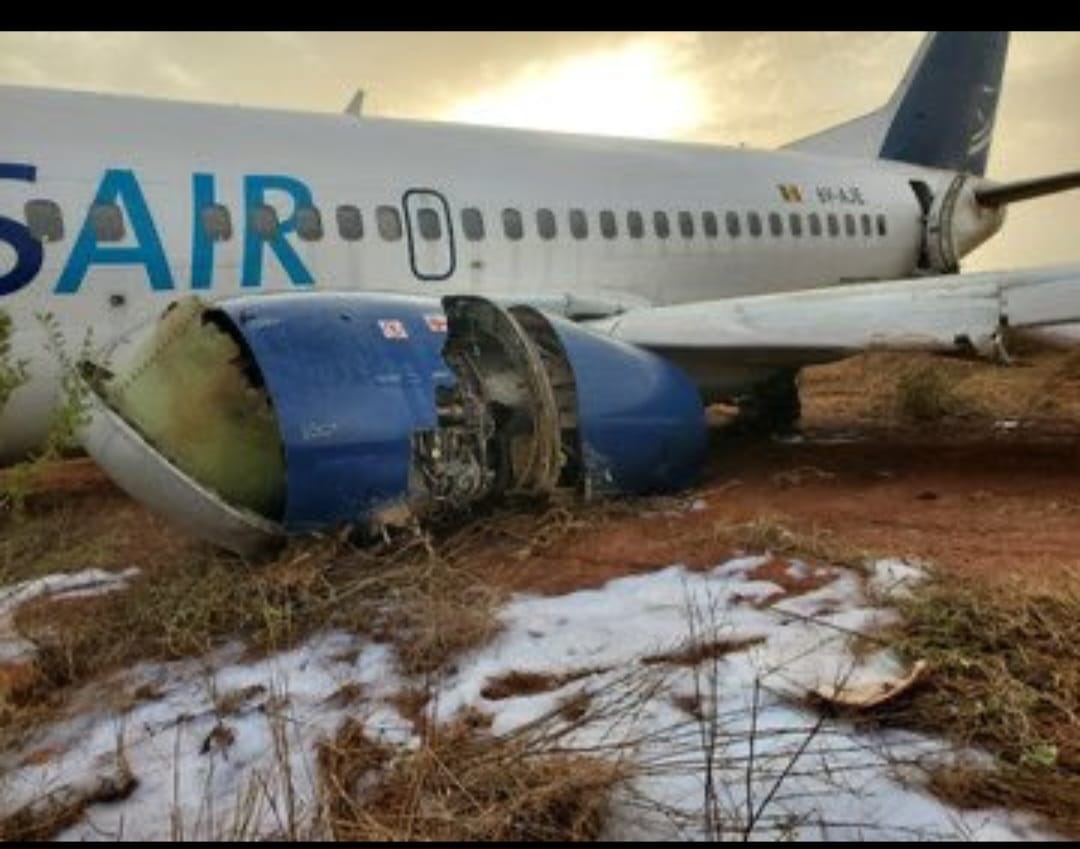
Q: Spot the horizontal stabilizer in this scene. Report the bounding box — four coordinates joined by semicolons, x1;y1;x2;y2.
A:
975;171;1080;207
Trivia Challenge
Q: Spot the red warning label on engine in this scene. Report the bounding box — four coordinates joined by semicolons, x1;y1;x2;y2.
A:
378;319;409;340
424;314;448;333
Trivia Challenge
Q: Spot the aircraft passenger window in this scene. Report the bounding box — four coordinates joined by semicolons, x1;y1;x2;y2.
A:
768;212;783;237
826;213;839;237
537;208;557;240
569;209;588;240
461;207;485;241
726;211;741;238
91;204;125;242
747;212;762;238
502;208;524;241
200;204;232;242
296;206;324;242
336;205;364;241
627;210;644;239
24;199;64;242
377;205;403;241
844;213;856;237
702;211;718;238
250;204;278;240
417;208;442;241
861;213;872;237
876;214;888;237
808;213;822;237
653;211;670;239
600;210;617;240
789;213;803;238
678;211;694;239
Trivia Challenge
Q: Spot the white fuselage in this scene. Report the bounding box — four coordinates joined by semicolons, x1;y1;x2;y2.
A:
0;86;995;459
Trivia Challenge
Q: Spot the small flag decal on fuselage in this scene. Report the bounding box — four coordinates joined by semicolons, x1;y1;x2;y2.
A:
424;314;448;333
778;184;803;203
379;319;409;340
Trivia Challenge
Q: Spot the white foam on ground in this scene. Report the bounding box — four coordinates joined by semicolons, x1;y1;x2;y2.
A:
435;558;1052;840
0;558;1059;840
0;567;141;619
867;557;928;599
2;633;405;841
0;568;140;664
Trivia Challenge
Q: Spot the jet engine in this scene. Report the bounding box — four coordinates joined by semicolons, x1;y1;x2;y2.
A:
77;293;707;556
914;174;1007;273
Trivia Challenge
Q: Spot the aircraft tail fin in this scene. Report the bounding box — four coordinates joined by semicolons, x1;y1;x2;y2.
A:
785;32;1009;176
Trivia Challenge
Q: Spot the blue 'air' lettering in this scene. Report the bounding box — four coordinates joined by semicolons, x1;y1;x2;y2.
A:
0;164;44;297
55;169;175;294
242;175;314;288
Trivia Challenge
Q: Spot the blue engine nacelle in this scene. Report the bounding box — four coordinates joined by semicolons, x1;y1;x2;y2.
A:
80;293;706;554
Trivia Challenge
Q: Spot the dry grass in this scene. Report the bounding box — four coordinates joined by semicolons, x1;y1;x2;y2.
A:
1;484;688;794
3;499;642;755
11;555;279;696
480;667;608;701
712;515;875;572
805;346;1080;430
0;502;118;585
3;525;504;708
641;636;766;667
891;362;979;423
317;711;628;841
874;570;1080;836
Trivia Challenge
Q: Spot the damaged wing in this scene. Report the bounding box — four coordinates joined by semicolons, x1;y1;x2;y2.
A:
588;264;1080;369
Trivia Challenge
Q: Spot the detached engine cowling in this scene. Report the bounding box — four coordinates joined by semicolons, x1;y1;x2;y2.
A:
78;293;706;556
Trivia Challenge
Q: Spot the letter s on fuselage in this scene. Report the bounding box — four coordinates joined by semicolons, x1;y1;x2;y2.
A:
0;163;44;296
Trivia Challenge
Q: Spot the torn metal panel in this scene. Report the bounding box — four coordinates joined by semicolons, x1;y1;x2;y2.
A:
214;293;452;532
812;659;928;709
101;296;286;519
78;378;284;557
542;312;708;496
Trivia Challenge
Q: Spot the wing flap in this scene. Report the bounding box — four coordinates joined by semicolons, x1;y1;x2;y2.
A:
1003;275;1080;328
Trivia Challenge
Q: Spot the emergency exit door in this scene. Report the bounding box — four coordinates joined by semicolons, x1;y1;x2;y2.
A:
402;189;456;281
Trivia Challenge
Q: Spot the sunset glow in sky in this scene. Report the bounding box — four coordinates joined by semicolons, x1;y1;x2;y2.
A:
446;36;712;139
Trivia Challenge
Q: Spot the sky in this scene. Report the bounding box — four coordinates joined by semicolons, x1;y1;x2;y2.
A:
0;31;1077;272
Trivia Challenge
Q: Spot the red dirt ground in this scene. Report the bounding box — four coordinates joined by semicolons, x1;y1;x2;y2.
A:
483;350;1080;593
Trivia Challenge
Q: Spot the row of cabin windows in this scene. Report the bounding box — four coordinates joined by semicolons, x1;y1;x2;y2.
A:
21;200;890;246
460;207;889;242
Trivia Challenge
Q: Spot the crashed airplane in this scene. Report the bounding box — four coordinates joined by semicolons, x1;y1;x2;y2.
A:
1;32;1080;554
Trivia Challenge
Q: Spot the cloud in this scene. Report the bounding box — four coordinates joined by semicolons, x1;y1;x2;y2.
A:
442;33;715;139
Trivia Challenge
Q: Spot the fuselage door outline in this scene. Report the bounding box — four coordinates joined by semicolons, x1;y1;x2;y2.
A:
402;188;456;282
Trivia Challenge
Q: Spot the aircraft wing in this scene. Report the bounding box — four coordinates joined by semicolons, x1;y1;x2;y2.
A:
586;265;1080;368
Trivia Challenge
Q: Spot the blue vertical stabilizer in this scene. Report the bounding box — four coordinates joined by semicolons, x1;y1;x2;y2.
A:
786;32;1009;177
